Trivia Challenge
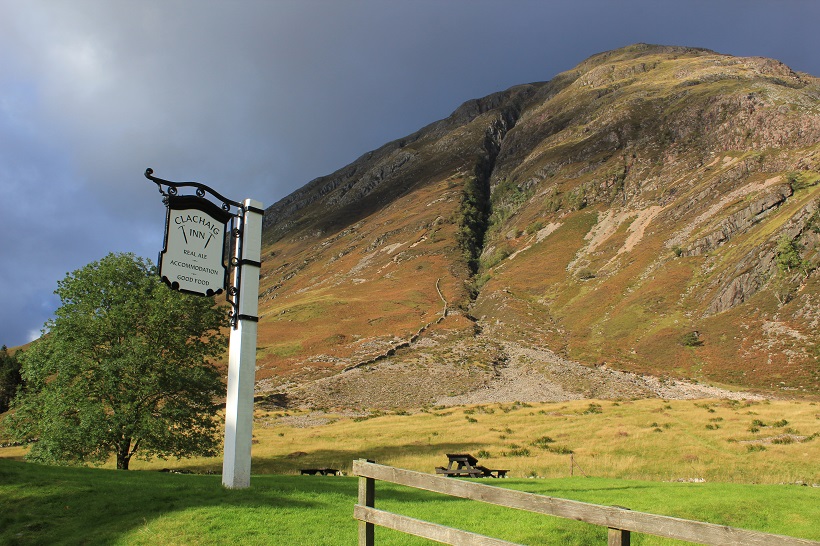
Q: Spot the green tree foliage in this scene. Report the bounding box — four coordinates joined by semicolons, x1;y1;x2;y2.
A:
0;345;23;414
771;234;816;304
3;253;227;469
775;234;806;275
457;176;490;274
486;178;532;236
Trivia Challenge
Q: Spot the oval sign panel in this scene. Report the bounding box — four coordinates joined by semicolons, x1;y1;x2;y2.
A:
160;195;233;296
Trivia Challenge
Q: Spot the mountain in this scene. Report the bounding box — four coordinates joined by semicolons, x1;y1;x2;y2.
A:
254;44;820;409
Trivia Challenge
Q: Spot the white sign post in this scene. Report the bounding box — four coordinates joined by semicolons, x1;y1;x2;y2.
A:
145;169;263;490
222;199;263;489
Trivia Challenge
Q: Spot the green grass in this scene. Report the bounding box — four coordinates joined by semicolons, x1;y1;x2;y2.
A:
1;459;818;545
2;399;819;543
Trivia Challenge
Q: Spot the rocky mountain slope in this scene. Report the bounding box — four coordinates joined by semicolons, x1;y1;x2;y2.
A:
254;44;820;409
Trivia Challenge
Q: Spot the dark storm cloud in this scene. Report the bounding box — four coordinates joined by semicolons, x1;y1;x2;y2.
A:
1;0;819;347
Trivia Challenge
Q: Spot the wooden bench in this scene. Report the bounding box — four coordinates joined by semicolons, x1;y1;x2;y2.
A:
435;466;484;478
300;468;339;476
476;465;508;478
435;453;508;478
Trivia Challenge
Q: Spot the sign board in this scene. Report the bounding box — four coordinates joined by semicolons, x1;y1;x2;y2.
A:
159;195;233;296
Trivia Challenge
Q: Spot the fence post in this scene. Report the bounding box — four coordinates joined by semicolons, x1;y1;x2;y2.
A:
358;459;375;546
608;528;630;545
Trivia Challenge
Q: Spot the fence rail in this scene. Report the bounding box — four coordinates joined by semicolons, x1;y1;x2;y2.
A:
353;459;819;546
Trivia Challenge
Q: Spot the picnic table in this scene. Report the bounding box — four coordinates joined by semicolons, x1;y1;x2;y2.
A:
299;468;339;476
435;453;508;478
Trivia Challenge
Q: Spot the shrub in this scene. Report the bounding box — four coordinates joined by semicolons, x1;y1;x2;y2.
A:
775;235;808;276
480;246;512;270
530;436;556;449
785;171;820;191
504;447;531;457
577;268;597;280
526;220;545;235
543;187;563;212
566;187;587;210
680;331;703;347
584;403;603;414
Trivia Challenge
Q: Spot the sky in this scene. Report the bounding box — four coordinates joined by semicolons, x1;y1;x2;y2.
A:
1;0;819;348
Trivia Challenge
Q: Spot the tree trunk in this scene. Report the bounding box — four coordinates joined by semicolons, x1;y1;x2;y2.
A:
117;438;131;470
116;453;130;470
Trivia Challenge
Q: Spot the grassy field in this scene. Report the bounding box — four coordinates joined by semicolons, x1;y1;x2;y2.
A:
88;398;820;484
2;398;818;543
1;458;818;545
3;399;818;481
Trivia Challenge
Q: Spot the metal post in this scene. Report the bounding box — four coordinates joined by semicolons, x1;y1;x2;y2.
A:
222;199;263;489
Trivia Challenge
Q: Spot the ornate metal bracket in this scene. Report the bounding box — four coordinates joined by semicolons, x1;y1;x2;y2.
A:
145;168;242;212
144;168;253;329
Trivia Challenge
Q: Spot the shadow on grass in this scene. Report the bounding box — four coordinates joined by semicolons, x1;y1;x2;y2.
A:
1;455;561;546
164;440;484;476
0;439;542;544
5;459;818;545
0;459;335;545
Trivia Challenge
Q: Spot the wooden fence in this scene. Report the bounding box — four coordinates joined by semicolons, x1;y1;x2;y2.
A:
353;460;819;546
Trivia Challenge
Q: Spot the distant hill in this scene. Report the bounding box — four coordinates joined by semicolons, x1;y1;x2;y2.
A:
254;44;820;408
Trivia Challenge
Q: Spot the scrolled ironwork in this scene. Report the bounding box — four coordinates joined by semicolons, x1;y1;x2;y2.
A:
144;168;242;213
145;167;248;328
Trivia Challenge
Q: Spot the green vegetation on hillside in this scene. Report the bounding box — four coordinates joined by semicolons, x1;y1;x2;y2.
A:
457;175;491;275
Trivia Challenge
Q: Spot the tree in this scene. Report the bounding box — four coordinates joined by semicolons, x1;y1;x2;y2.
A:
3;253;227;469
0;345;23;413
775;234;806;276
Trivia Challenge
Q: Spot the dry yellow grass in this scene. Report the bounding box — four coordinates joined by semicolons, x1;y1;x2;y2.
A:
5;398;813;485
252;398;816;484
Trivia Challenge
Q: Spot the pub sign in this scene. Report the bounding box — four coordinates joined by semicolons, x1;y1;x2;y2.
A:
159;194;233;296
